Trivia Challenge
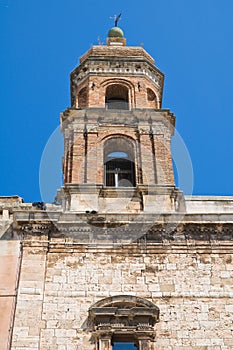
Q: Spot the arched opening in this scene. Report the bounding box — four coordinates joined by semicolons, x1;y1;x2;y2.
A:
104;138;136;187
105;84;129;110
146;88;158;108
78;87;87;108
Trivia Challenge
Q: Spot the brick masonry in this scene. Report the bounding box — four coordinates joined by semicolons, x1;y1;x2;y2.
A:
70;45;164;110
61;109;175;187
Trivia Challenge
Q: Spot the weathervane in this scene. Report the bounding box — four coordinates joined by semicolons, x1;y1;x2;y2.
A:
110;13;122;27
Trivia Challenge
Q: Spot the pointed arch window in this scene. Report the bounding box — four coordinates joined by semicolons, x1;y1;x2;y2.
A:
105;84;129;110
104;138;136;187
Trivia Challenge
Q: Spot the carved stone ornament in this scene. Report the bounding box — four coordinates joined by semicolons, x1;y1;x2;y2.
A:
88;295;159;334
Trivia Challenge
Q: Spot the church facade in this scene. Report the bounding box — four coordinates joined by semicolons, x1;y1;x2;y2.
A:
0;25;233;350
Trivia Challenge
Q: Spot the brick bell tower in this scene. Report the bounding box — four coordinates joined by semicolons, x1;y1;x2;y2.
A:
59;23;184;214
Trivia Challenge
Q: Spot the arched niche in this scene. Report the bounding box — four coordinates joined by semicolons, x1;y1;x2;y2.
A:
78;86;88;108
146;88;158;109
104;137;136;187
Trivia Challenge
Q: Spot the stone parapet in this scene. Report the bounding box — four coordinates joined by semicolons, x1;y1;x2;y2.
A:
185;195;233;213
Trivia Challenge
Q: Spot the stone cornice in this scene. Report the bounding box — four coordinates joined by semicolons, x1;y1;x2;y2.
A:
71;65;163;93
11;210;233;252
13;210;233;225
60;108;175;133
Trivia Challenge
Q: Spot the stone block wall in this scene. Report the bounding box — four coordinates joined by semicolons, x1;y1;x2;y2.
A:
11;241;233;350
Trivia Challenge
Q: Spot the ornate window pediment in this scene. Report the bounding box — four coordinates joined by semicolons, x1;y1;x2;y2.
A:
89;295;159;350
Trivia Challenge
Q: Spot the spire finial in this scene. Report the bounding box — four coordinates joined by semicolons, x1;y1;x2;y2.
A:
110;13;122;27
114;13;121;27
107;13;126;45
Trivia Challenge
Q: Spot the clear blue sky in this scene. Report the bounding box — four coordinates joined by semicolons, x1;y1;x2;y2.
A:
1;0;233;203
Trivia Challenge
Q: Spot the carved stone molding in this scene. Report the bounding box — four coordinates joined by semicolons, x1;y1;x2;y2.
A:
89;295;159;350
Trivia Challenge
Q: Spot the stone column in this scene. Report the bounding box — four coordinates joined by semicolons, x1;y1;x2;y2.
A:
99;334;112;350
138;338;151;350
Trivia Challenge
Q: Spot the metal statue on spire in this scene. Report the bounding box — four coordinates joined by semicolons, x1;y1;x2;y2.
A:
110;13;122;27
115;13;121;27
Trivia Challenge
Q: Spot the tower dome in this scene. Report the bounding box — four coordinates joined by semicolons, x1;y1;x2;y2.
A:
108;26;124;38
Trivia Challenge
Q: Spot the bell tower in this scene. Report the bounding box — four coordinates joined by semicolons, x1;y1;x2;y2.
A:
59;24;184;213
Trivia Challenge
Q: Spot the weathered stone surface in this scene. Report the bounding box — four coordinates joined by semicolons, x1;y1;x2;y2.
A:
7;229;233;350
0;240;20;350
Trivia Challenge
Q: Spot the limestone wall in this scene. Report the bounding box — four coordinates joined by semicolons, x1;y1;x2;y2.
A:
0;241;20;350
11;243;233;350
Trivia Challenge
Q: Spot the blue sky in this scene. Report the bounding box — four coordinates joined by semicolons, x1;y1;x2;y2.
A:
1;0;233;202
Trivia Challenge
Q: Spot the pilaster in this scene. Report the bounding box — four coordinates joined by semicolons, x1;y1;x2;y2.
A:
11;226;49;350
